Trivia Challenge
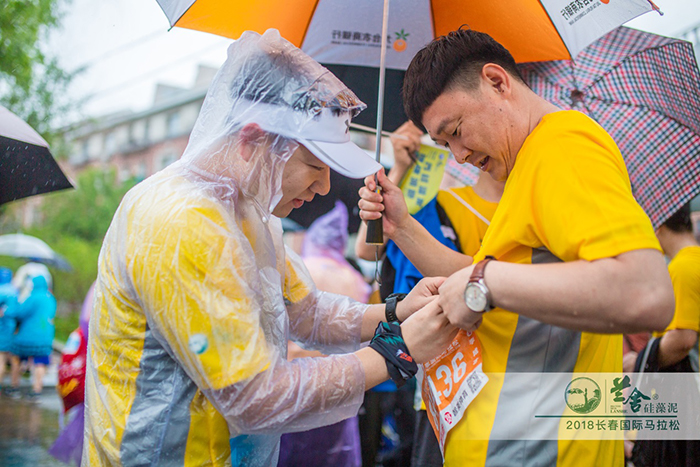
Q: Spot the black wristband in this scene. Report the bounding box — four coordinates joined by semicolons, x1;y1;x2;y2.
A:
385;293;407;323
368;321;418;387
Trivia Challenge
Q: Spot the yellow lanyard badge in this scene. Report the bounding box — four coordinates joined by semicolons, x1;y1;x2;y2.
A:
398;144;449;215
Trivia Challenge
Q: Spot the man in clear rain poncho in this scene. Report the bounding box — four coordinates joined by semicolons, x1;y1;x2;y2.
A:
83;29;457;466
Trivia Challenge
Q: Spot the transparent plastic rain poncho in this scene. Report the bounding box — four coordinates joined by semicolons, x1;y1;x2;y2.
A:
301;200;371;303
84;29;373;467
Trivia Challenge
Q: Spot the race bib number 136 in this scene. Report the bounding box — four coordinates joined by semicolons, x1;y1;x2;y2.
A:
421;329;488;453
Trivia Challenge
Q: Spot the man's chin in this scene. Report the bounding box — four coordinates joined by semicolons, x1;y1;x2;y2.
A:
271;204;293;218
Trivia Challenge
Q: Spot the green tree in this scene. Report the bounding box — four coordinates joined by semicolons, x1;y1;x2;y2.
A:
25;168;136;302
32;168;135;244
0;168;135;342
0;0;78;149
0;169;135;340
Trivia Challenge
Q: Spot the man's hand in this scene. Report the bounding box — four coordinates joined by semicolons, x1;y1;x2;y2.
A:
396;276;445;322
622;351;638;373
358;168;410;238
401;298;458;363
438;264;483;333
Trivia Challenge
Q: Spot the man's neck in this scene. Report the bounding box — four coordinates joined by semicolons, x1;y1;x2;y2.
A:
472;174;505;203
507;85;562;163
663;232;699;259
524;92;562;135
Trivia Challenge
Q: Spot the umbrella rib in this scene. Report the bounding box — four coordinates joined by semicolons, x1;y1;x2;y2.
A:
578;42;696;93
157;0;190;28
538;3;574;60
301;0;323;46
585;94;700;139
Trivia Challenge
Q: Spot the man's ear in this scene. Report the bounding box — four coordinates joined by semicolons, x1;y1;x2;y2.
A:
238;123;266;162
481;63;511;97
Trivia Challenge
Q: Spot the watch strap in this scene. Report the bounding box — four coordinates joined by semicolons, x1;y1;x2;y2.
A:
385;293;407;323
469;255;495;283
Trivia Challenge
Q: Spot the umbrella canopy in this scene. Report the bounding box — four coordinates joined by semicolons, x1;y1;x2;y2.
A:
155;0;657;238
518;26;700;228
157;0;656;63
156;0;658;132
0;105;73;205
0;233;72;270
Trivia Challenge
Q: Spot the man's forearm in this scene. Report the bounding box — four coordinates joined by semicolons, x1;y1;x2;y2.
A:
355;220;386;261
356;347;390;390
486;249;674;333
658;329;698;367
360;304;386;341
392;216;473;277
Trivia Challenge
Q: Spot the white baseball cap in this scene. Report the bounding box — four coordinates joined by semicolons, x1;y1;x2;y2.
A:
225;29;381;179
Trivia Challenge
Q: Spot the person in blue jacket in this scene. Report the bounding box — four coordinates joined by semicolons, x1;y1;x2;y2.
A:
0;267;18;393
3;275;56;400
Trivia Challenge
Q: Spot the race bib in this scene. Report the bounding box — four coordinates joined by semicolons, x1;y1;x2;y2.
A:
421;329;488;453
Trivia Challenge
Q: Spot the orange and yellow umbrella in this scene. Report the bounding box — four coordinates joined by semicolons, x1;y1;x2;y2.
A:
154;0;658;244
156;0;658;64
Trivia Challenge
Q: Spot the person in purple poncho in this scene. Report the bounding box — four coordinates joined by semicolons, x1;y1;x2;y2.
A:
278;201;370;467
49;281;94;466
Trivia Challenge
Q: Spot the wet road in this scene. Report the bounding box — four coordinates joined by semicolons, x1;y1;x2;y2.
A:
0;390;66;466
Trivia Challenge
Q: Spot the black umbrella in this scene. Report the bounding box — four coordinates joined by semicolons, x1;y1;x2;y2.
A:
323;64;407;133
0;105;73;205
287;170;366;234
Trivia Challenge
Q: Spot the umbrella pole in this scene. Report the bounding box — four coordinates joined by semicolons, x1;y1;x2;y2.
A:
365;0;390;249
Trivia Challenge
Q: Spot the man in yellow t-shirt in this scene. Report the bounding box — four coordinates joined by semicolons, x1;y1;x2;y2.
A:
359;28;674;466
356;121;502;467
651;203;700;370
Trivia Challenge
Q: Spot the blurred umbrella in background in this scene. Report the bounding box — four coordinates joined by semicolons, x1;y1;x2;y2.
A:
519;26;700;228
0;233;72;271
0;104;73;206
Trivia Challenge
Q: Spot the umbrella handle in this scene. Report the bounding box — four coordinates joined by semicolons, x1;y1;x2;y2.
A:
365;218;384;246
366;0;390;249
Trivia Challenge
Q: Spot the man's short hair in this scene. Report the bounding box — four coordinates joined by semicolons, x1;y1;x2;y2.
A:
403;27;525;131
663;202;693;233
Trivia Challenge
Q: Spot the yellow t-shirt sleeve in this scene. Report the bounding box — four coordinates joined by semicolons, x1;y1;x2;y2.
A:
130;202;271;391
527;116;660;262
283;256;312;305
665;253;700;332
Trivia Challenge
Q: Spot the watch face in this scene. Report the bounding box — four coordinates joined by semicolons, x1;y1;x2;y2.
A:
465;283;488;312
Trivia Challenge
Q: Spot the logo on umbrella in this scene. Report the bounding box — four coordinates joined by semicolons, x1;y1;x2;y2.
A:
393;29;409;52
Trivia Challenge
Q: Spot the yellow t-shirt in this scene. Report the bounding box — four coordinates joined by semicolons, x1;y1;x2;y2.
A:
652;246;700;365
85;173;309;466
437;185;498;257
443;111;661;467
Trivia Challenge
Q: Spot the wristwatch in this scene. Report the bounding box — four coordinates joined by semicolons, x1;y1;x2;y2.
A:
464;256;495;313
385;293;407;323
